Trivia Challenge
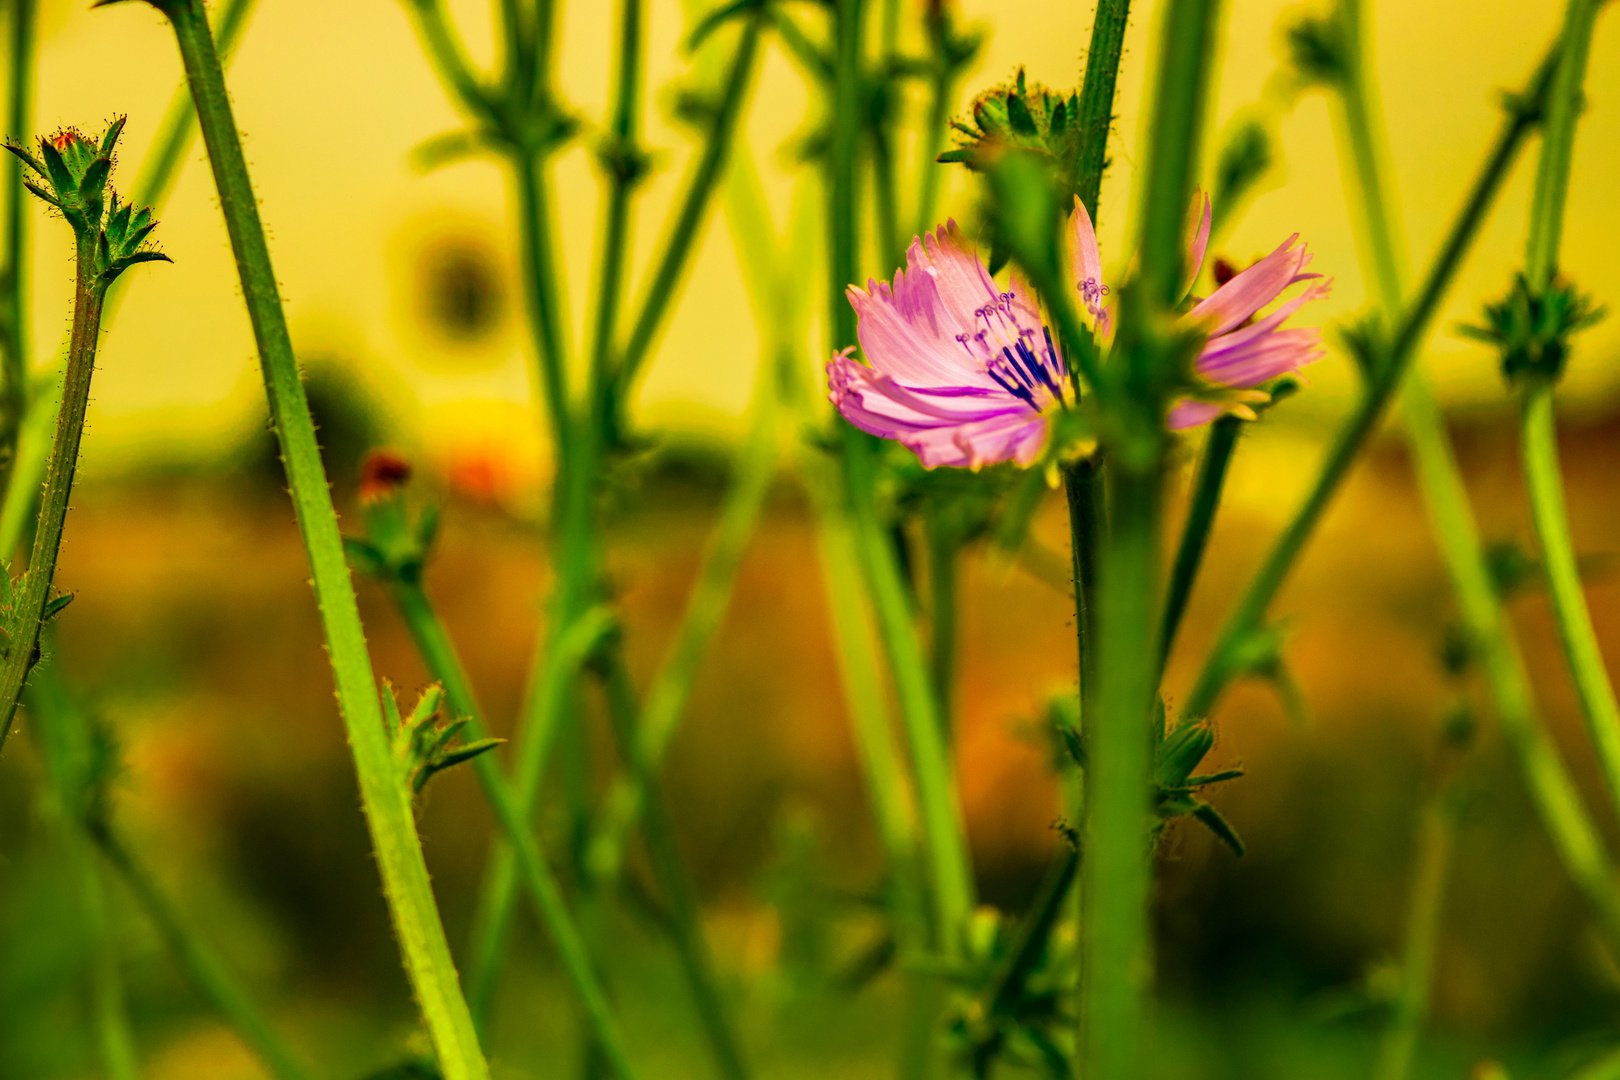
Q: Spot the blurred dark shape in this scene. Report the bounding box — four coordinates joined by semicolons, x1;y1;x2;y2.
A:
359;449;413;505
417;237;504;344
236;357;391;498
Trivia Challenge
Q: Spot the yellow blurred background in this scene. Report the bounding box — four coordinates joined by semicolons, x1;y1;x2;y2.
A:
21;0;1620;492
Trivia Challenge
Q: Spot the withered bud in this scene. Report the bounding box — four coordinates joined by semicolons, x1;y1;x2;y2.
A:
360;450;412;504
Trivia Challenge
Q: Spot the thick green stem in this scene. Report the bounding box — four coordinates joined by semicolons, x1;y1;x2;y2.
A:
93;827;314;1080
1063;458;1102;718
0;233;103;754
594;651;751;1080
1073;0;1133;216
153;6;486;1074
1079;3;1219;1077
388;581;639;1080
1183;45;1559;719
1525;0;1601;290
1159;416;1240;675
1079;459;1164;1080
616;11;765;391
1522;382;1620;820
1;0;36;469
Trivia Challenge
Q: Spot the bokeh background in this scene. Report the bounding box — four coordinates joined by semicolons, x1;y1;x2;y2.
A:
3;0;1620;1077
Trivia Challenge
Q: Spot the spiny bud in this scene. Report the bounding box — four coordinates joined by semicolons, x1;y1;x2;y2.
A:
5;117;170;287
938;69;1078;185
1459;273;1605;384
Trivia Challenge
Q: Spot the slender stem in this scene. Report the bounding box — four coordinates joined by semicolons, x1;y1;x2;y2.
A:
870;122;903;271
27;657;141;1080
130;0;258;214
401;0;494;119
153;6;487;1074
388;580;638;1079
925;514;958;741
1159;416;1240;674
1373;761;1456;1080
1522;382;1620;820
1525;0;1601;290
93;826;314;1080
594;651;751;1080
1336;0;1404;317
1063;459;1102;716
583;392;776;888
1073;0;1133;216
0;233;103;754
914;8;954;235
1;0;36;470
514;151;574;471
615;11;765;391
588;0;644;436
1183;44;1559;719
464;606;614;1030
1405;374;1620;952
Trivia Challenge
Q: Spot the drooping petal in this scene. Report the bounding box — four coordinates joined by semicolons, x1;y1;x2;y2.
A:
1197;327;1325;388
1187;235;1319;336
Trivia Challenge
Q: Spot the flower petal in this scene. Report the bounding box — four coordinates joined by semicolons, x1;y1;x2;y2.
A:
1184;190;1211;294
1069;196;1107;321
1188;235;1318;336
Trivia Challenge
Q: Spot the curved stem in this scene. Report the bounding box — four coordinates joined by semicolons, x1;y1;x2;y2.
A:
152;6;487;1075
1522;382;1620;818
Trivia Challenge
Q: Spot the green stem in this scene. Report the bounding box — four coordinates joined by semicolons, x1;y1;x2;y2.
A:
1;0;36;469
514;150;574;471
0;232;103;755
583;392;776;888
1522;382;1620;820
914;8;954;235
130;0;258;213
615;10;765;392
1158;416;1240;674
594;651;751;1080
1183;44;1559;719
1405;374;1620;953
387;580;639;1079
1073;0;1133;216
93;826;314;1080
1062;458;1102;716
1336;0;1404;318
1079;458;1164;1080
925;514;958;741
464;605;614;1030
1079;3;1219;1077
401;0;494;119
1524;0;1601;290
152;6;487;1074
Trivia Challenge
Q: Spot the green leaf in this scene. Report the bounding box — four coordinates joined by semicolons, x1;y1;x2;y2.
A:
39;140;74;200
98;116;127;157
77;155;110;206
1191;799;1245;856
42;592;73;621
1006;91;1038;138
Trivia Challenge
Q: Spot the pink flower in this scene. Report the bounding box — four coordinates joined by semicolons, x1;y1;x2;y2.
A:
827;201;1329;469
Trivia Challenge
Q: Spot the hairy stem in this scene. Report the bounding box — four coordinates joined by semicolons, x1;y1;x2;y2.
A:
388;580;638;1080
153;5;487;1074
1525;0;1601;290
0;232;103;755
1073;0;1133;216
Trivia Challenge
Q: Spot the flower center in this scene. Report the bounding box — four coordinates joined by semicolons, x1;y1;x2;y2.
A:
950;293;1069;412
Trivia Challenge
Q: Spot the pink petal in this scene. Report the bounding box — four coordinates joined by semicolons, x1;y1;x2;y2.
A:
1187;235;1317;336
922;220;1006;332
1184;190;1211;293
1197;327;1325;388
1167;400;1228;430
1069;197;1105;319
